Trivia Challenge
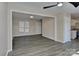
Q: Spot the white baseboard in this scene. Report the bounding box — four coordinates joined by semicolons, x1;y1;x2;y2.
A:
13;34;41;37
5;51;8;56
6;49;12;56
42;35;54;40
42;35;65;43
54;39;64;43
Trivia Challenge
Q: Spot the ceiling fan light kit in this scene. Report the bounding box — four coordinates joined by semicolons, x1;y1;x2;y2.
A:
57;2;63;7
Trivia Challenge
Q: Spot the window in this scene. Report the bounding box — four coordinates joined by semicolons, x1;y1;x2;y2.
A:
19;21;29;32
25;22;29;32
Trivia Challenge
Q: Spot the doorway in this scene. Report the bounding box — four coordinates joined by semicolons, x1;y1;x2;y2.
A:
8;10;57;55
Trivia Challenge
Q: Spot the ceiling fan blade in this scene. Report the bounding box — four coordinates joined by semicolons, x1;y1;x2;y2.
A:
69;2;79;7
43;4;57;9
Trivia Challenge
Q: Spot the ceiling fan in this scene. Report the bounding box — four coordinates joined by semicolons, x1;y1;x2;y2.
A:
43;2;79;9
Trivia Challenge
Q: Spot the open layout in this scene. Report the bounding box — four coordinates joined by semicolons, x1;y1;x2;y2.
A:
0;2;79;56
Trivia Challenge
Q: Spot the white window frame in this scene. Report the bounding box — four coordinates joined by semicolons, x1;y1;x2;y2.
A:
19;21;29;32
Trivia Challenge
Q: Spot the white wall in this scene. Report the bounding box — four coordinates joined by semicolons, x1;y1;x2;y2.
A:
7;2;71;51
12;17;41;37
0;3;8;56
7;3;56;51
42;17;55;40
64;14;71;43
56;13;71;43
56;14;64;43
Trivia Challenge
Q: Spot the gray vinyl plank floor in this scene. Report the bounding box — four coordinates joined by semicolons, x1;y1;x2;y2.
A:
8;35;79;56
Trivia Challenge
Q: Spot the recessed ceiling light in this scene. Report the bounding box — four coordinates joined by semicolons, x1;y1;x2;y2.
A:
30;16;34;19
57;2;63;7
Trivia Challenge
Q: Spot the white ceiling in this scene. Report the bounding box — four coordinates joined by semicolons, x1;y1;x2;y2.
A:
17;2;79;13
11;2;79;18
12;12;45;20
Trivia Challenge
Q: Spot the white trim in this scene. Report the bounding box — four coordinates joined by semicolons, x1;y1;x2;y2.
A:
6;50;12;56
13;34;41;37
42;35;54;40
5;52;8;56
8;9;57;52
10;10;55;18
8;10;13;52
54;16;57;41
